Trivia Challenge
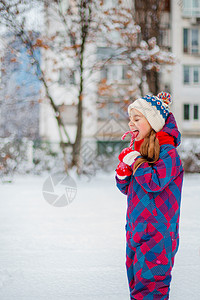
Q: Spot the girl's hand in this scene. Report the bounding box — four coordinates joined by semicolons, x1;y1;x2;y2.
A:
118;148;141;166
115;161;132;179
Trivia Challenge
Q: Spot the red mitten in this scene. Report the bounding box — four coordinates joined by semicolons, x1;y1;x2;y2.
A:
118;148;141;166
115;161;132;179
118;148;133;162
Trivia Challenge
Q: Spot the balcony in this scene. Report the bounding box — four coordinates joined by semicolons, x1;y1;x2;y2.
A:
183;9;200;17
182;0;200;17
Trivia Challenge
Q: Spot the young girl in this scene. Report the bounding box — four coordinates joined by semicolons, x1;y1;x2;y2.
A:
115;92;184;300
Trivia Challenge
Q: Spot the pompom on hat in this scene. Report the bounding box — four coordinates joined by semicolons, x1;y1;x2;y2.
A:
128;92;172;132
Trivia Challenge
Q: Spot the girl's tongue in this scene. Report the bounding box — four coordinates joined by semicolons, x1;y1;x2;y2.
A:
133;130;139;138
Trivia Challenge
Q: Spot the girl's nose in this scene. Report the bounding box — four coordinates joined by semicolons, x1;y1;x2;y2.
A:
129;120;134;126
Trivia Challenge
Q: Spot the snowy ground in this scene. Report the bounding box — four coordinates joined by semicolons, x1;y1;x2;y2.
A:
0;172;200;300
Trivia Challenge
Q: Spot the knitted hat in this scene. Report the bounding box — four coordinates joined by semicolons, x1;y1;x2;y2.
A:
128;92;172;132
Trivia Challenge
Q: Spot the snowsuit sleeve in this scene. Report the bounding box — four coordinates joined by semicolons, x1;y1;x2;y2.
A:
133;147;183;193
115;174;132;195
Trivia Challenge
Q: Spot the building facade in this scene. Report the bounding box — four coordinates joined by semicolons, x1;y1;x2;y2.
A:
171;0;200;136
39;0;200;156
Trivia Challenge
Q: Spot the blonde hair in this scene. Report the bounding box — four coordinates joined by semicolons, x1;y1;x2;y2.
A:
132;129;160;176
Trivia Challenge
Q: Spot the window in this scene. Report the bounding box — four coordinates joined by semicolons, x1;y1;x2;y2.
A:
183;28;200;54
100;67;108;80
97;101;128;120
103;0;118;9
183;103;199;120
184;104;190;120
193;0;200;11
194;66;199;82
58;69;75;86
183;65;200;84
97;47;118;60
159;28;171;48
122;65;128;80
100;65;128;83
194;104;199;119
110;66;120;81
69;72;75;85
184;66;190;83
183;0;200;17
191;29;199;53
58;104;77;125
183;29;188;52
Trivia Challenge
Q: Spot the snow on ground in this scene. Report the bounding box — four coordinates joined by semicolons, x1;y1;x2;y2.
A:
0;172;200;300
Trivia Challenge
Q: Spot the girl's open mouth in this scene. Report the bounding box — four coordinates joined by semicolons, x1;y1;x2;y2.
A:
133;130;139;138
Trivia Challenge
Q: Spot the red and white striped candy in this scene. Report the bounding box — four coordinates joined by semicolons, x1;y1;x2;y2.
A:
121;131;137;149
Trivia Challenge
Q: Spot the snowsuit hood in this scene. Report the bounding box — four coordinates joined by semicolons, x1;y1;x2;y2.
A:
160;112;181;148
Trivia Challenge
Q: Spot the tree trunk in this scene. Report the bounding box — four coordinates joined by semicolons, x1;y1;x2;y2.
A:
71;47;84;172
71;0;91;173
134;0;167;95
71;90;83;173
147;69;160;95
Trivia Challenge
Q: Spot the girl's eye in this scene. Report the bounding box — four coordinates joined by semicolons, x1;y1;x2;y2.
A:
129;118;140;122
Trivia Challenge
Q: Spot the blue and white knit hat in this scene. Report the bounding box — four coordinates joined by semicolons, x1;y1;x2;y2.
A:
128;92;172;132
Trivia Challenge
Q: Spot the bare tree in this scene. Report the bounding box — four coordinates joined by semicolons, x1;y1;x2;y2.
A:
0;0;140;173
0;0;72;171
0;0;174;176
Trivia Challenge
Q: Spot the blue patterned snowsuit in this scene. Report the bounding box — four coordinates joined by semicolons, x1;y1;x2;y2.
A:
116;113;184;299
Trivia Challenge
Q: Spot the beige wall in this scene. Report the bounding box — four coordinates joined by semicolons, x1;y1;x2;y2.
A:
171;0;200;136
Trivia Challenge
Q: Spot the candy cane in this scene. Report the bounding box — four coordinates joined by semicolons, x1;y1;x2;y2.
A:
121;131;137;149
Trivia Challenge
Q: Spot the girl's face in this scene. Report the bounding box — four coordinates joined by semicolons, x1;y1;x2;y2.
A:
129;108;152;141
